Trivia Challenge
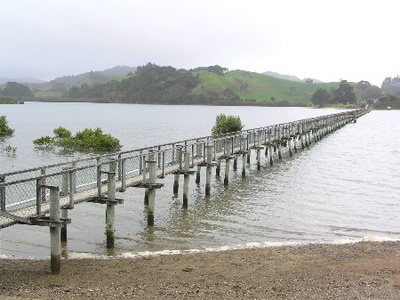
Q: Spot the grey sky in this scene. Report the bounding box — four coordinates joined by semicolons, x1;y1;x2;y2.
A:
1;0;399;85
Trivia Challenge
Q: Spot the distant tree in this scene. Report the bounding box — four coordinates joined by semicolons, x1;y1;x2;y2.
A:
304;78;313;84
211;114;244;136
191;65;228;76
381;76;400;95
330;80;356;104
2;82;34;98
354;80;381;101
0;116;14;136
222;88;240;102
311;88;330;107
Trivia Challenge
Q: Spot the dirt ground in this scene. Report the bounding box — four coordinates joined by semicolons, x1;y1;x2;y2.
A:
0;241;399;299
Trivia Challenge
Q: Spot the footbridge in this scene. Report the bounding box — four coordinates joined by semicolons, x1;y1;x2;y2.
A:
0;108;369;273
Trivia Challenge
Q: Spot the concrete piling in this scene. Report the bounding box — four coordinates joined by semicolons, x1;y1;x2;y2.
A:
147;158;157;226
183;152;190;208
205;145;213;196
224;140;232;186
173;146;182;196
49;187;61;274
105;160;117;249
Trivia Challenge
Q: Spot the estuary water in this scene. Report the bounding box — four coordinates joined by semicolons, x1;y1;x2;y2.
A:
0;102;399;259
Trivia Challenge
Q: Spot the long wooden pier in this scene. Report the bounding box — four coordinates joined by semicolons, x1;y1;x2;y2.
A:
0;109;368;273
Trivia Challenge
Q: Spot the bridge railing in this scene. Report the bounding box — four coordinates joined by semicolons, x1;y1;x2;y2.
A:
0;109;368;227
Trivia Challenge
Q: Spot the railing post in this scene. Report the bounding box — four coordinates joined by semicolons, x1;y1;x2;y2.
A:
36;178;42;215
97;158;102;197
106;160;117;248
256;131;261;170
162;151;165;178
142;154;147;182
68;167;75;209
0;174;5;211
120;158;126;192
49;186;61;274
117;154;122;180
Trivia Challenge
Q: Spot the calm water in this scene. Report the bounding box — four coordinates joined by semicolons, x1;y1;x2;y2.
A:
0;103;399;259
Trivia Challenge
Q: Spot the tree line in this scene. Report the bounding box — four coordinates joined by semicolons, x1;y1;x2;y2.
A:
311;80;382;108
2;64;400;108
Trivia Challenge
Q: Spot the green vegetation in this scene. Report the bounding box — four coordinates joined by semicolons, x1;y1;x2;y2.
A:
0;116;14;136
211;114;244;136
34;126;122;152
55;64;343;106
11;63;400;109
0;97;20;104
192;70;339;106
1;82;34;100
311;81;357;107
1;144;17;157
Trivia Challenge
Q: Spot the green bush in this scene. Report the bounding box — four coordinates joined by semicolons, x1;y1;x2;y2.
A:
0;116;14;136
34;127;122;152
33;136;54;147
211;114;244;136
53;126;72;139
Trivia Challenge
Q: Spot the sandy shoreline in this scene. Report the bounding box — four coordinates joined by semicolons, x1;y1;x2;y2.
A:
1;241;399;299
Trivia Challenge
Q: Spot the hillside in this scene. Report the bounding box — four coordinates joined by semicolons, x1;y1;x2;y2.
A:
52;66;137;86
7;64;388;107
193;70;339;106
50;64;341;106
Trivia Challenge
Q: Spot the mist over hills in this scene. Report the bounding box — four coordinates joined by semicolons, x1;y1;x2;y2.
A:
0;77;46;84
263;71;323;83
2;67;318;87
0;66;137;86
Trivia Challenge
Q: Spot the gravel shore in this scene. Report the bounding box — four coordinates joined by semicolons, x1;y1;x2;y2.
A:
1;241;399;299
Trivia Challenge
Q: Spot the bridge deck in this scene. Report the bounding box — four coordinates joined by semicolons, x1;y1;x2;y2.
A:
0;109;368;230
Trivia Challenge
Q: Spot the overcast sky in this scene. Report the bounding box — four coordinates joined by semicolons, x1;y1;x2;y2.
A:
1;0;398;86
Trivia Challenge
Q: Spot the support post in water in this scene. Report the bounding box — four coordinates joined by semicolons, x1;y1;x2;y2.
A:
49;186;61;274
288;138;293;157
247;132;251;165
196;164;201;184
224;139;231;186
195;142;202;184
60;169;69;242
173;146;182;196
106;160;117;248
147;158;157;226
241;135;247;178
256;131;261;170
183;152;190;208
144;152;155;205
216;158;221;177
61;208;68;242
205;145;213;196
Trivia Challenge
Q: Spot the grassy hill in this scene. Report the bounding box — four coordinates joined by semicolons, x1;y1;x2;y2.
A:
24;65;353;106
192;70;340;106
